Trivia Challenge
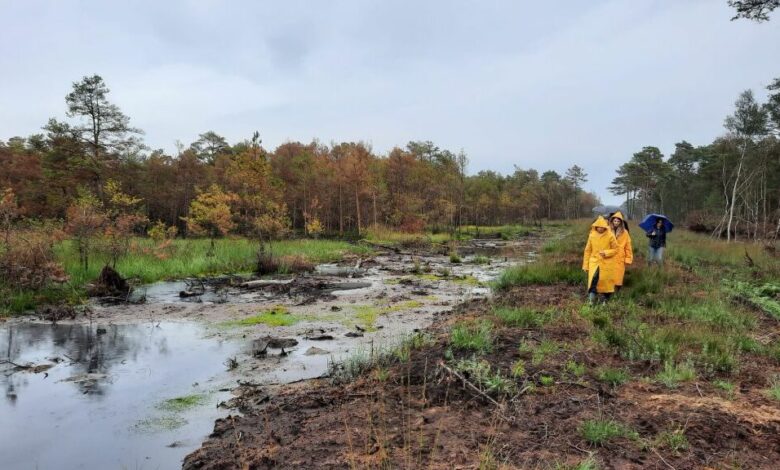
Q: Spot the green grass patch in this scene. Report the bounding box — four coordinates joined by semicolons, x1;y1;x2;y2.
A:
493;306;549;328
656;428;689;453
222;306;300;327
726;281;780;320
714;380;736;399
157;393;209;412
451;320;493;353
492;262;581;290
352;300;424;331
57;237;369;286
566;360;586;377
655;361;696;389
597;367;630;387
766;375;780;401
580;419;637;446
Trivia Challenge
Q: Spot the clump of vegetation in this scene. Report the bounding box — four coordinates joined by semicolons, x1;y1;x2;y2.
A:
449;252;462;263
656;428;689;453
492;262;581;290
493;306;549;328
519;338;560;366
727;281;780;319
715;380;736;399
655;361;696;388
454;357;516;395
539;375;555;386
766;375;780;401
579;419;637;446
471;255;491;265
451;320;494;353
554;458;600;470
597;367;630;387
565;360;586;377
511;360;526;378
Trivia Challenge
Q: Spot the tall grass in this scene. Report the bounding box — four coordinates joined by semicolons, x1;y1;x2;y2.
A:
492;262;582;290
1;237;369;315
56;237;369;285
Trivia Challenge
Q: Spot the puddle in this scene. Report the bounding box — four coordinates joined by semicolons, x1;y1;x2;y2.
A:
0;322;240;470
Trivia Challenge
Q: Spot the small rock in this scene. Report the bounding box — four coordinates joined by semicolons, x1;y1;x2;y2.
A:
304;335;334;341
330;306;342;312
305;347;330;356
345;332;363;338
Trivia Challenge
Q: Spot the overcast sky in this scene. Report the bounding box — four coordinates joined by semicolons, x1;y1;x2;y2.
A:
1;0;778;204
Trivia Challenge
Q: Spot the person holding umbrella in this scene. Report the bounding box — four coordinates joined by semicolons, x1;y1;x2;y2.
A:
609;211;633;290
582;216;619;304
639;214;673;266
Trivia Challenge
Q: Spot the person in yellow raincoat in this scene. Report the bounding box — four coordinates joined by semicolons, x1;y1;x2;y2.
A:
609;211;633;291
582;216;619;303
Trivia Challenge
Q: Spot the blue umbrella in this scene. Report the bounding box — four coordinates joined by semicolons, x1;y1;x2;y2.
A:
639;213;674;233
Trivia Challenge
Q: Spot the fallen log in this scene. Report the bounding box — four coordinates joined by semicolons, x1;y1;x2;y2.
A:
239;279;294;289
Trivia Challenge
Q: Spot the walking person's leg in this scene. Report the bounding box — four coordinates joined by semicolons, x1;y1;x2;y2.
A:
657;247;664;266
588;267;600;304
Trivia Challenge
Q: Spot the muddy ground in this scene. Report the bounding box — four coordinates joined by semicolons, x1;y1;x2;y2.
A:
182;267;780;468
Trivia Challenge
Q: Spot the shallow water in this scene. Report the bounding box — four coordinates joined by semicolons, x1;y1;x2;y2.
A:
0;322;240;470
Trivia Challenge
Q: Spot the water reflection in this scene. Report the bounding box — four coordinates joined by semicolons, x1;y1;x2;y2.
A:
2;322;153;398
0;321;240;469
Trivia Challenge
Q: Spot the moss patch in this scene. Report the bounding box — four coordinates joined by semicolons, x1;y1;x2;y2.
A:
222;306;300;327
157;393;210;412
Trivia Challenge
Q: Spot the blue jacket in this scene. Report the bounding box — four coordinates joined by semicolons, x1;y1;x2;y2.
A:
646;227;666;248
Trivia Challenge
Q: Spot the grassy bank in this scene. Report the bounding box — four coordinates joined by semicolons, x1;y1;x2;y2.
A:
1;237;370;315
362;223;538;246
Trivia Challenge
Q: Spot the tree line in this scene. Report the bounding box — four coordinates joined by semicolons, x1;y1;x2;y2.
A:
609;80;780;241
0;75;597;240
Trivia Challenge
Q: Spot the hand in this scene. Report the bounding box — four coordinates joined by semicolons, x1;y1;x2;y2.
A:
598;250;606;257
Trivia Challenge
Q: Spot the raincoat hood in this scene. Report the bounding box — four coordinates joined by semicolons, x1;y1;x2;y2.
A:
611;211;626;222
591;216;609;230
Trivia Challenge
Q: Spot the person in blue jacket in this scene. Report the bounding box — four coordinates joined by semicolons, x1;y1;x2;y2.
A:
646;218;666;266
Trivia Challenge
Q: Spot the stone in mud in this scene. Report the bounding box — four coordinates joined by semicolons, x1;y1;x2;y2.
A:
304;347;329;355
345;332;363;338
304;335;334;341
252;337;298;356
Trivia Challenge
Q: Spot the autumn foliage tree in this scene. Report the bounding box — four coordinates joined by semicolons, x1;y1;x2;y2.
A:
101;179;148;267
182;184;237;256
65;189;107;271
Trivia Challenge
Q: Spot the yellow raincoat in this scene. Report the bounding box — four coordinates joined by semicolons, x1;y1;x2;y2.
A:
582;216;619;294
610;211;633;287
